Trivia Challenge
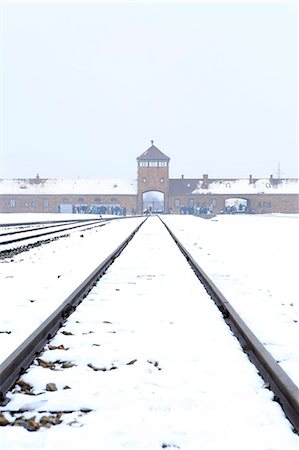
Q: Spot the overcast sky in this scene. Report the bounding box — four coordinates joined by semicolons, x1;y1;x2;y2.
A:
0;1;297;180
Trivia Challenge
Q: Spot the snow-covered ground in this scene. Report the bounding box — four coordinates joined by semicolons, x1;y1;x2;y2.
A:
0;214;145;362
0;213;298;449
0;214;298;450
162;213;299;386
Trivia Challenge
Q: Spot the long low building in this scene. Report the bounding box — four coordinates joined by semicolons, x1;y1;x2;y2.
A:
0;143;298;214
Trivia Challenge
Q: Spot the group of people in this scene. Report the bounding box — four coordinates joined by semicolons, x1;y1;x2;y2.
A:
71;204;127;216
180;205;213;215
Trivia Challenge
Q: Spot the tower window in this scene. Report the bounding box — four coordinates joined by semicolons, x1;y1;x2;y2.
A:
142;177;147;183
160;177;164;183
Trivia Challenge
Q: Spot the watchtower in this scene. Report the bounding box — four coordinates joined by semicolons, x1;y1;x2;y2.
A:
136;141;170;214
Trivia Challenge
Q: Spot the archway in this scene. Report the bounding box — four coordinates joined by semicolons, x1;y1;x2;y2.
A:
225;197;248;213
142;191;164;213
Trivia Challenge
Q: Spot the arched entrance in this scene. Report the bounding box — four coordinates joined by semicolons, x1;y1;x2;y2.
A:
225;197;248;213
142;191;164;213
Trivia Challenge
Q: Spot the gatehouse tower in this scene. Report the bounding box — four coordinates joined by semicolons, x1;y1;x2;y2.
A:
136;141;170;214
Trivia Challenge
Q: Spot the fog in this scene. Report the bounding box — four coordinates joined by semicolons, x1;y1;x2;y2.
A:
0;1;297;180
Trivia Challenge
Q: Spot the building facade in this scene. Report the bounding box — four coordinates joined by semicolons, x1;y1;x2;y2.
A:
0;142;298;214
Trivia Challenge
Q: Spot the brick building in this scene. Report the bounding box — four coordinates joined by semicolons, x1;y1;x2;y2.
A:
0;142;298;215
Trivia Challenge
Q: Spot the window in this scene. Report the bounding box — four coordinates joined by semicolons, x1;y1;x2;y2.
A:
24;202;29;207
43;199;49;208
142;177;147;183
175;199;180;207
149;161;158;167
160;177;164;183
139;161;148;167
9;199;16;207
188;199;194;207
158;161;167;167
32;201;36;208
212;198;217;207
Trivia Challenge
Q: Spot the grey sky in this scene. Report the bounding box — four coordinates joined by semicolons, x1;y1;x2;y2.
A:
0;1;297;180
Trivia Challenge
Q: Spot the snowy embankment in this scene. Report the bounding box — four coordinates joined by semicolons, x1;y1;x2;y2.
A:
0;215;298;450
162;214;299;386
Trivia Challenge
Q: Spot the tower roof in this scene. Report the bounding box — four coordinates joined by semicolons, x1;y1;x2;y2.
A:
137;141;170;162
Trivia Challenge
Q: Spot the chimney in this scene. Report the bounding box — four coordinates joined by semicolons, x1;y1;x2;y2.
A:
151;140;154;146
270;174;273;184
249;174;253;184
203;174;209;187
181;174;184;179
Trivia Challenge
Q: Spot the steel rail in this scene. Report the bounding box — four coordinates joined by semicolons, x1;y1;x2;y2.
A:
0;217;146;405
0;219;80;228
0;220;107;246
0;220;86;237
161;217;299;433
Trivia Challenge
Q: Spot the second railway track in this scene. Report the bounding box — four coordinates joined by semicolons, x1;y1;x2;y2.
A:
0;216;298;449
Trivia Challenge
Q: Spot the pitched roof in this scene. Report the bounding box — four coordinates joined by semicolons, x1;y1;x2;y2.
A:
169;179;199;195
137;143;170;161
169;177;299;195
0;178;137;195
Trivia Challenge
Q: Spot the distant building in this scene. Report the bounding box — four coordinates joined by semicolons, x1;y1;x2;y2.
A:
0;142;298;214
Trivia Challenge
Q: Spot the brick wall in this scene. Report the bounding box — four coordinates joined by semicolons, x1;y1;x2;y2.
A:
169;193;299;214
137;165;169;213
0;194;137;215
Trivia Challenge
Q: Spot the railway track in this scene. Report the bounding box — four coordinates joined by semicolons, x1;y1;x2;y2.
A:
0;218;113;259
0;216;298;448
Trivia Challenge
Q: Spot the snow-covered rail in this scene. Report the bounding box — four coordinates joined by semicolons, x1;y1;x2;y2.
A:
0;216;298;449
0;218;146;404
159;216;299;434
0;219;112;259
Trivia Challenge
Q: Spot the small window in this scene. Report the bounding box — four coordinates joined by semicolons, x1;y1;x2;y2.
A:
175;199;180;207
142;177;147;183
32;201;35;208
160;177;164;183
24;202;29;207
43;199;49;208
188;199;194;207
9;199;16;207
212;198;217;207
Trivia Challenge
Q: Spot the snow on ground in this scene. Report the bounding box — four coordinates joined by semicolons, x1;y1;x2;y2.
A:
0;215;145;362
0;215;298;450
162;213;299;386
